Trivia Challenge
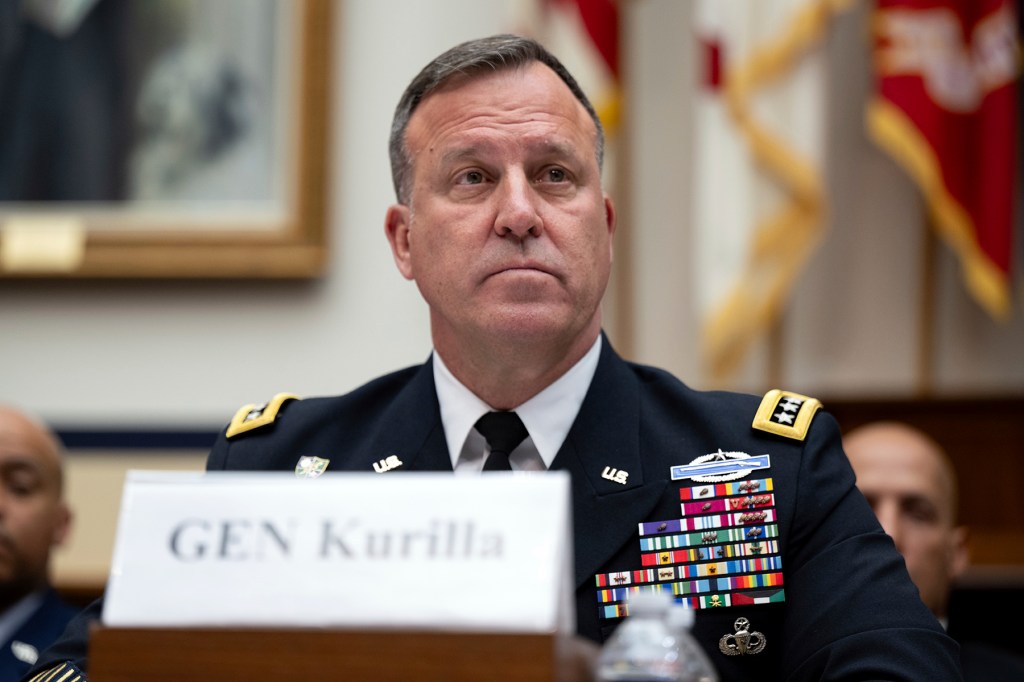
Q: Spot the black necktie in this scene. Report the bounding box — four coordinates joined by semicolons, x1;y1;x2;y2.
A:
475;411;529;471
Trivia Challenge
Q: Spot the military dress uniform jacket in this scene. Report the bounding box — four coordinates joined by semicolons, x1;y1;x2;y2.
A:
25;340;962;681
2;589;79;680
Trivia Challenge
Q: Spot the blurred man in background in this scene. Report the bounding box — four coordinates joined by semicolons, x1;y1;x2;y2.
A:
0;406;76;678
845;421;1024;680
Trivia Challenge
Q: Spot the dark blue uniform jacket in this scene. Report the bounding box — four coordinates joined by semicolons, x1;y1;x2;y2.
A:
26;340;962;681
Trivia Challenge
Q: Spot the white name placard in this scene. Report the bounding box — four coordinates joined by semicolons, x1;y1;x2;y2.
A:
103;471;574;634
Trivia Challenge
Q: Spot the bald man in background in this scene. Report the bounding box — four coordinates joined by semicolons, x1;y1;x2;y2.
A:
0;406;77;678
844;421;1024;680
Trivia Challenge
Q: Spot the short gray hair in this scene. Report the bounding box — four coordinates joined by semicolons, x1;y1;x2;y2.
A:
388;34;605;204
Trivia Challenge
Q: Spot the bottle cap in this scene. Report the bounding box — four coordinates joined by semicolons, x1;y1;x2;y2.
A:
626;589;673;616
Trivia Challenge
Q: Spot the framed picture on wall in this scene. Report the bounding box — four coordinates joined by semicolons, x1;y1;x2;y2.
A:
0;0;331;278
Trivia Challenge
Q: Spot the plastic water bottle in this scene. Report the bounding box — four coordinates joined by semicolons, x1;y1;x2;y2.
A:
665;602;718;682
595;591;719;682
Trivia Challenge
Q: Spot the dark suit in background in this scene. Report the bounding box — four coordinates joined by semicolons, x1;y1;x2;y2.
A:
959;641;1024;681
0;0;133;201
1;589;78;680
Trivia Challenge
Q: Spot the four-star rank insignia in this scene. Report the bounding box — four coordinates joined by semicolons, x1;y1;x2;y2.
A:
752;389;821;441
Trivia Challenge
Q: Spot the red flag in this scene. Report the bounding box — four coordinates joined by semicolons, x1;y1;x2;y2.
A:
549;0;619;79
521;0;620;133
868;0;1020;318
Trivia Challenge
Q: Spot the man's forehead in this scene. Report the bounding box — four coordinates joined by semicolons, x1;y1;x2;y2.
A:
438;136;583;164
851;445;951;500
0;452;45;470
0;414;60;468
0;443;62;496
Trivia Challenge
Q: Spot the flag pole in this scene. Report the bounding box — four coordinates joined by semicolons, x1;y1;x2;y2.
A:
767;313;785;390
916;216;937;396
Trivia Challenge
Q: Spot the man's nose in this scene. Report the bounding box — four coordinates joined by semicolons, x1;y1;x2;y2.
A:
493;174;543;239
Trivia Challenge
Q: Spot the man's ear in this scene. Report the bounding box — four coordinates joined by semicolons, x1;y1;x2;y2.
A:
385;204;414;280
52;502;72;549
949;525;970;581
604;194;616;261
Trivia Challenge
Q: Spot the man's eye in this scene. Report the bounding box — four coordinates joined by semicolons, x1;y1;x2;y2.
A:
903;501;938;524
458;170;485;185
4;476;39;496
543;168;567;183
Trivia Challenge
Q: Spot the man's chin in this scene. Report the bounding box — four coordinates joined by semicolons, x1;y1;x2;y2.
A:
483;313;575;345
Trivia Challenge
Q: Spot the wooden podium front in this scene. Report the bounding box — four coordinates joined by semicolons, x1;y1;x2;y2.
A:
89;626;591;681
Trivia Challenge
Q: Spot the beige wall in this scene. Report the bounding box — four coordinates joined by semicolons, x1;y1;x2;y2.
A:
53;452;207;587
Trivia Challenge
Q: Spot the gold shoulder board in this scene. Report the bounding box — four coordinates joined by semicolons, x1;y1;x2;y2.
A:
751;389;822;442
28;661;86;682
225;392;300;439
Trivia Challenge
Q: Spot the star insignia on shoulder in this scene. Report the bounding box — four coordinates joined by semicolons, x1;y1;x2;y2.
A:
751;389;822;441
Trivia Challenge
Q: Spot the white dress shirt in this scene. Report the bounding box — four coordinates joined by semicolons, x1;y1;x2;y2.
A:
433;336;602;472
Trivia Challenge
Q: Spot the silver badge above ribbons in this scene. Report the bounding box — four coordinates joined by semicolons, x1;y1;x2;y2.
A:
671;449;771;483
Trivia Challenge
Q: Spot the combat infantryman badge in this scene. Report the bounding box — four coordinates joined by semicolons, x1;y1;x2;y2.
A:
719;617;767;656
670;449;771;483
295;456;330;479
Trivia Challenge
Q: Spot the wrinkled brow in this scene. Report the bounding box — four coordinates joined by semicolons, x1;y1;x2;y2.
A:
438;139;585;167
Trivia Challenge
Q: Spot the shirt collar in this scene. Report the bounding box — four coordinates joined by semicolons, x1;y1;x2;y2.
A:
433;335;602;469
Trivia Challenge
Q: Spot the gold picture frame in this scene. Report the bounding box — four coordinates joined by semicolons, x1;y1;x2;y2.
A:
0;0;331;279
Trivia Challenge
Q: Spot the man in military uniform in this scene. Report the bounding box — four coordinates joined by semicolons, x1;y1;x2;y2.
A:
845;422;1024;681
26;35;962;681
0;406;77;680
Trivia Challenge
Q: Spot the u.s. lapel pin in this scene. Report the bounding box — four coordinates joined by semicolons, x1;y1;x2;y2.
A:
670;448;770;483
601;466;629;485
373;455;404;473
295;456;329;479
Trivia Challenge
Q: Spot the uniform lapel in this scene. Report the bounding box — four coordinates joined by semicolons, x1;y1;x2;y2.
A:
552;339;668;590
366;344;667;589
367;356;454;473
